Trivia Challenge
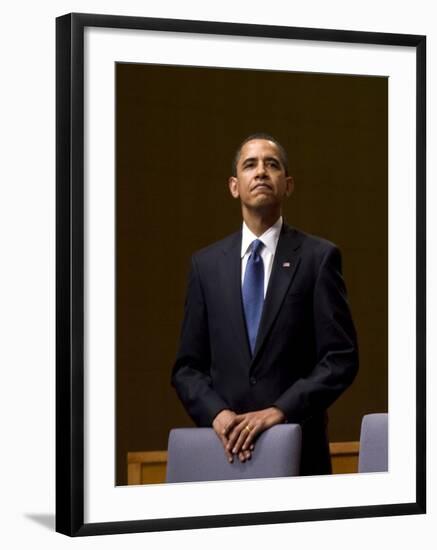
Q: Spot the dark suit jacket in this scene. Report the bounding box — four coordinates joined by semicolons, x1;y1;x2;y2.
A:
171;222;359;475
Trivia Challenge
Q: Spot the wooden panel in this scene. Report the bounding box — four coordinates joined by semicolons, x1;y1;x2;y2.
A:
128;451;168;464
330;442;360;475
127;451;168;485
127;462;142;485
127;442;360;485
140;463;167;484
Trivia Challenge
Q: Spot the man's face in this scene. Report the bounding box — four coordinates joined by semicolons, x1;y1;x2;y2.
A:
228;139;294;212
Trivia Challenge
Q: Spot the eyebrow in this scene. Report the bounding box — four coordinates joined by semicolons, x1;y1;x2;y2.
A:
241;156;281;166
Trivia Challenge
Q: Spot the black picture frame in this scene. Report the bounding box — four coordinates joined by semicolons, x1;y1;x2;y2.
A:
56;12;426;537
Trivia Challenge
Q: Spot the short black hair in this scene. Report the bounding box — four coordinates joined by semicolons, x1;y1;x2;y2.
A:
231;133;289;177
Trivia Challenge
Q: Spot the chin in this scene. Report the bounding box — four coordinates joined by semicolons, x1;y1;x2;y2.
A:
248;200;279;213
253;196;276;207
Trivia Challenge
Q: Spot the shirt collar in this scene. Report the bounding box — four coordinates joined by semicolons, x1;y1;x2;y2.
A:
241;216;283;258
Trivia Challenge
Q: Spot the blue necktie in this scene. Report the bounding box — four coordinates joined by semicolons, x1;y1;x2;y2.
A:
242;239;265;355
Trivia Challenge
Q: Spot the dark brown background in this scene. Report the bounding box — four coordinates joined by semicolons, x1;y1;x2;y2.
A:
116;63;388;485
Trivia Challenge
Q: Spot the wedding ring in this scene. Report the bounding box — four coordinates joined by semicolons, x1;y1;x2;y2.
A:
245;425;252;432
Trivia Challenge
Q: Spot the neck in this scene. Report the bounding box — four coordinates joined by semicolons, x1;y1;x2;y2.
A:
242;206;281;237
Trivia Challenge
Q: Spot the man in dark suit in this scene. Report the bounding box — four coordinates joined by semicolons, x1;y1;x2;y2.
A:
171;133;358;475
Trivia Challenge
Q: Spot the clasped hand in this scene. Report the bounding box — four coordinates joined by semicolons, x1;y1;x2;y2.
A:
212;407;285;463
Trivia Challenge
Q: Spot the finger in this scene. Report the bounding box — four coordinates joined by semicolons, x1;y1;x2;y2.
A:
216;433;234;463
232;423;252;455
226;420;245;450
226;419;248;451
242;424;261;450
220;435;234;463
222;416;238;437
239;449;251;462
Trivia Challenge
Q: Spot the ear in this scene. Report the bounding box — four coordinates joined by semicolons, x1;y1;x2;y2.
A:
228;176;240;199
285;176;294;197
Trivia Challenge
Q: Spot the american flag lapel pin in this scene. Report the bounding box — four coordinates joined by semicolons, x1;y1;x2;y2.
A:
282;261;291;268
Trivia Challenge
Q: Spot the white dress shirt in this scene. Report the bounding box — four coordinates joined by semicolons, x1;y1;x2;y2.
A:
241;216;283;298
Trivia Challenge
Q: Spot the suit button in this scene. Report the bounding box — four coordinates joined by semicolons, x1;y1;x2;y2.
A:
250;377;257;385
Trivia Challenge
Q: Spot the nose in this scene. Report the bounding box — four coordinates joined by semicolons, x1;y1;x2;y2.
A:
255;161;267;177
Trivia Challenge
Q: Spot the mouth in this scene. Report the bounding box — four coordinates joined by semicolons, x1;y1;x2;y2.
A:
252;182;272;192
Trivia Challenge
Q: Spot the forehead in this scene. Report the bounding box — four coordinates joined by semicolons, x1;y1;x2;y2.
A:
238;139;281;161
239;139;280;161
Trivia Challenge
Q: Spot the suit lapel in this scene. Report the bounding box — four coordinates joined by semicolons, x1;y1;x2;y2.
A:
251;224;303;363
220;231;252;365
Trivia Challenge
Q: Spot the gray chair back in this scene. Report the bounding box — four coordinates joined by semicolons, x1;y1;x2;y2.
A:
358;413;388;473
166;424;301;483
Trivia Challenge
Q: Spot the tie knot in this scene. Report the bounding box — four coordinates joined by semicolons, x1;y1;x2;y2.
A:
251;239;264;256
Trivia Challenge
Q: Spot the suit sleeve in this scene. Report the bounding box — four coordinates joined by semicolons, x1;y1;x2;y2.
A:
273;245;359;423
171;255;230;426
